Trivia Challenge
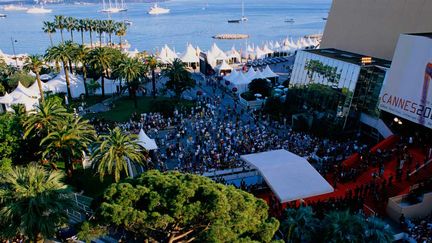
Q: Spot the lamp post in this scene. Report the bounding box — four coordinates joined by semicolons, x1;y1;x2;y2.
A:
10;37;18;66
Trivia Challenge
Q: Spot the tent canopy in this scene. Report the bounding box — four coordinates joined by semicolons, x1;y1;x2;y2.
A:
138;129;158;151
262;65;279;78
215;60;233;71
241;149;333;203
181;44;199;63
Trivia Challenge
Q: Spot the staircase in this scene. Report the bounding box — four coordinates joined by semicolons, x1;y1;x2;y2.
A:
67;193;93;224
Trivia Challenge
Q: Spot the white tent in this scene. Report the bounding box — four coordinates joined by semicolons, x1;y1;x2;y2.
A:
181;44;199;64
230;72;250;93
215;60;233;76
10;92;38;111
45;71;86;98
45;77;67;94
0;92;13;104
9;82;39;99
244;67;256;81
224;69;239;82
138;129;158;150
241;149;334;203
261;65;279;78
226;46;241;63
253;70;268;80
128;48;140;58
28;80;50;95
262;44;274;55
158;45;178;64
255;46;267;59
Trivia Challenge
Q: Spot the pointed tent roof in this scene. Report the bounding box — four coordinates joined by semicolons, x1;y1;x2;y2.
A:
181;44;199;63
0;92;13;104
224;69;239;82
29;80;50;94
196;46;202;55
10;91;38;111
210;43;225;57
253;70;268;80
274;41;281;49
262;65;279;78
138;129;158;150
215;60;233;71
10;82;39;98
255;46;266;59
247;45;255;53
245;67;256;81
262;45;274;54
226;46;241;60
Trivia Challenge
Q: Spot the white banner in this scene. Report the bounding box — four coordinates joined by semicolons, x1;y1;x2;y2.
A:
379;34;432;128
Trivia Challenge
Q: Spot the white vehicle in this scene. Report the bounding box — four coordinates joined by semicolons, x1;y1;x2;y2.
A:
3;4;28;11
26;6;52;14
148;4;170;15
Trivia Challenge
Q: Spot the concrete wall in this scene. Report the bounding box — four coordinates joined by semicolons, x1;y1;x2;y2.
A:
387;192;432;222
321;0;432;60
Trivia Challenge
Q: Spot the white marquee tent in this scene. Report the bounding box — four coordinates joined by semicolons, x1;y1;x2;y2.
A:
241;149;334;203
180;44;200;65
261;65;279;78
138;129;158;151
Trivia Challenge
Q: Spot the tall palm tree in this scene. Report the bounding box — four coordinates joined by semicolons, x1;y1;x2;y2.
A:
64;16;76;42
281;206;318;242
41;116;96;177
42;21;56;46
45;43;73;98
54;15;65;43
75;44;90;97
115;22;127;49
23;98;69;139
91;127;145;182
105;20;116;46
365;217;393;243
145;55;159;98
88;47;112;97
322;211;366;243
87;19;95;48
0;164;73;242
78;19;86;45
64;41;78;73
23;55;46;102
96;20;105;47
117;57;143;107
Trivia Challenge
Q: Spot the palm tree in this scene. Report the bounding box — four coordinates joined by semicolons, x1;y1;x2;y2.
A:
87;19;95;48
96;20;105;47
145;55;159;98
365;217;393;243
163;58;195;98
78;19;87;45
117;57;143;107
0;164;73;242
64;41;78;73
42;21;56;46
281;206;318;242
45;43;73;98
54;15;65;43
105;20;116;46
75;44;90;97
23;98;69;139
115;22;127;49
41;116;96;177
322;211;366;243
88;47;112;97
64;16;76;42
91;127;145;182
23;55;46;102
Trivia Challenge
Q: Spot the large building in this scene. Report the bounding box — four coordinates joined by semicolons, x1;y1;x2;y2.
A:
321;0;432;60
289;48;391;133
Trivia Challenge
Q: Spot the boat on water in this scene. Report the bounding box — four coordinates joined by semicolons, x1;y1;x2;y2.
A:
148;4;170;15
322;17;328;20
99;0;127;13
26;6;52;14
228;0;247;23
285;18;295;23
124;19;132;26
0;13;6;18
3;4;28;11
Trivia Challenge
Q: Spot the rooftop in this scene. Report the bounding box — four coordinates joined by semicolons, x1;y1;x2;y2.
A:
305;48;392;68
406;32;432;39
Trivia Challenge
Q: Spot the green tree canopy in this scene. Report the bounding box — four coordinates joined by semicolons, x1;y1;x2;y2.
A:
248;78;272;97
0;164;73;242
97;170;279;242
163;58;195;98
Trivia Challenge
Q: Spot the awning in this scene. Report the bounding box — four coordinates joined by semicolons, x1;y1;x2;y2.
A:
138;129;158;151
241;149;333;203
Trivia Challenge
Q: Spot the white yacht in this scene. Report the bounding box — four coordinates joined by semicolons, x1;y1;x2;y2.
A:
99;0;127;13
3;4;28;11
148;4;170;15
26;6;53;14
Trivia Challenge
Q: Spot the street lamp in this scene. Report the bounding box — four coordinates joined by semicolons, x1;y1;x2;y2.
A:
393;117;399;123
10;37;18;66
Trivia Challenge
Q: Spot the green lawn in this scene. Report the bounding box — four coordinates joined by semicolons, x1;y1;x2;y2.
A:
85;96;195;122
71;95;105;109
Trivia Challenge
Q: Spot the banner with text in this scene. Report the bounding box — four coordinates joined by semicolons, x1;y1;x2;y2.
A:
379;34;432;128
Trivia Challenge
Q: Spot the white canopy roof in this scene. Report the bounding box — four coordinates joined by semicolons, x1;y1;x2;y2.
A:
224;69;239;82
244;67;256;81
255;46;266;59
241;149;333;203
253;70;268;80
159;45;178;64
226;46;241;61
181;44;199;63
262;44;274;54
0;92;13;104
28;80;50;94
261;65;279;78
138;129;158;150
10;82;39;98
215;60;233;71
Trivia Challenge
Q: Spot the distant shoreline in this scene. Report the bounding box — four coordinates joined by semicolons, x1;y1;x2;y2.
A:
0;0;167;5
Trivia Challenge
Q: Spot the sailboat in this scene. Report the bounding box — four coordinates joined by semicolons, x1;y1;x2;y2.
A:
228;0;247;23
99;0;127;13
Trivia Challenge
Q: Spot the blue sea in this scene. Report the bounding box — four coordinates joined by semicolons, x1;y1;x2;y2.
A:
0;0;331;54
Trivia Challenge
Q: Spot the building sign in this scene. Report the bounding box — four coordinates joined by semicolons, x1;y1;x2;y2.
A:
379;34;432;128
